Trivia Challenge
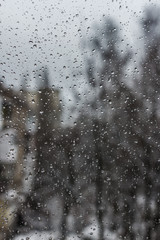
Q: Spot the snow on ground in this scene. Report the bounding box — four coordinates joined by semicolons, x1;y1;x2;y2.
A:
13;231;59;240
13;227;117;240
13;232;80;240
13;218;118;240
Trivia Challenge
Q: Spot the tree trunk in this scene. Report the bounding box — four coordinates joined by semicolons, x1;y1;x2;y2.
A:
93;120;104;240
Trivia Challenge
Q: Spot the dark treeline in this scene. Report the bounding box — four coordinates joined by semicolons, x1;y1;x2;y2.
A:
1;6;160;240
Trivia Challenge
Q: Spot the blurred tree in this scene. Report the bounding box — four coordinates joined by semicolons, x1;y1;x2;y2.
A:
85;18;135;240
81;9;160;240
59;127;79;240
136;7;160;239
24;67;61;231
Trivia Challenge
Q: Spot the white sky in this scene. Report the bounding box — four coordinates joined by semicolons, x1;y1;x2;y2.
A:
0;0;159;91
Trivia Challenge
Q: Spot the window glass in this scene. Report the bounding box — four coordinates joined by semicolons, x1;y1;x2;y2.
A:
0;1;160;239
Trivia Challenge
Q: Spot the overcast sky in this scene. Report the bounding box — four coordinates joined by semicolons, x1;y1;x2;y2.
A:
0;0;159;91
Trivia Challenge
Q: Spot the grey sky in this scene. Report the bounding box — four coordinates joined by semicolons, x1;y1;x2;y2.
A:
0;0;159;91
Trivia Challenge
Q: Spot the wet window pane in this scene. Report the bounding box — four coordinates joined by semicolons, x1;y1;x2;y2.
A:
0;1;160;240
